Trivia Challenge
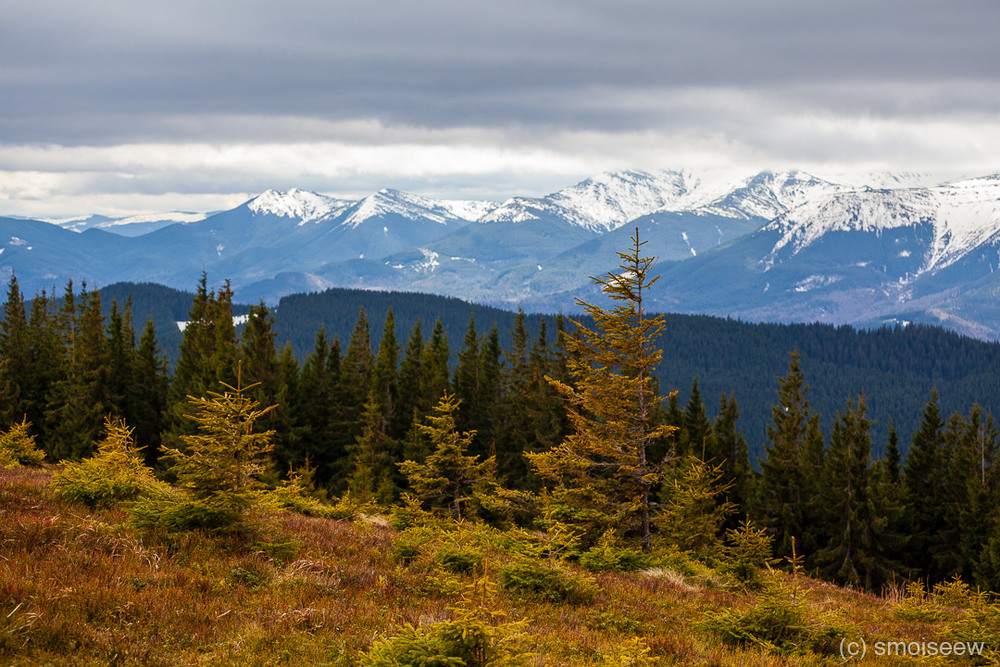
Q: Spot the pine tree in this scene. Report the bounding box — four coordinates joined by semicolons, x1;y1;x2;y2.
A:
903;390;947;580
528;229;674;552
682;378;712;461
131;319;169;467
0;275;31;426
758;351;824;561
398;393;496;519
710;392;752;527
152;367;276;532
815;395;893;589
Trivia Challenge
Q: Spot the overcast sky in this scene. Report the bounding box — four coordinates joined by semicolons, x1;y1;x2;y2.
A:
2;0;999;218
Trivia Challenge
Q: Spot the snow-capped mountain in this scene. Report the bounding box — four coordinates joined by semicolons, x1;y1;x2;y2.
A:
248;188;354;224
5;169;1000;340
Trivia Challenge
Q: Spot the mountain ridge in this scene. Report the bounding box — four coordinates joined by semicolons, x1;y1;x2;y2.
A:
4;168;1000;339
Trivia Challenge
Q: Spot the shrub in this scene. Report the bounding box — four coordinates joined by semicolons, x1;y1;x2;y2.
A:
700;585;810;654
499;561;597;605
437;548;485;575
269;466;338;518
51;418;170;507
578;530;644;572
0;418;45;467
720;518;776;591
363;572;532;666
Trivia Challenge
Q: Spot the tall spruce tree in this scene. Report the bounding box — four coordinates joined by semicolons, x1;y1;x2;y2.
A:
372;309;399;425
131;319;169;466
815;395;893;589
0;276;31;427
903;390;947;581
288;328;339;486
758;351;825;561
528;229;673;552
393;319;425;443
682;378;712;461
710;392;752;527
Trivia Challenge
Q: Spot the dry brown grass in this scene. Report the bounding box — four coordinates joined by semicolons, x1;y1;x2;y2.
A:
0;467;981;666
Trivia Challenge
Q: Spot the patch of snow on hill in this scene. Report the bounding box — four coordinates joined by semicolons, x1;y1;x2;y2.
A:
439;199;500;222
926;176;1000;270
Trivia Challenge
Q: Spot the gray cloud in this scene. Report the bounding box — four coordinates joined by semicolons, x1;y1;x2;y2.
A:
2;0;999;215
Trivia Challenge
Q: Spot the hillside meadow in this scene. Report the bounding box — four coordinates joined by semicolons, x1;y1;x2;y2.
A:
2;464;997;666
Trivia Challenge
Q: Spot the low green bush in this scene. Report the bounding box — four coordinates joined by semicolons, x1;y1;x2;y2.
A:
51;418;170;507
0;418;45;468
578;530;644;572
499;561;597;605
437;548;485;575
700;588;810;654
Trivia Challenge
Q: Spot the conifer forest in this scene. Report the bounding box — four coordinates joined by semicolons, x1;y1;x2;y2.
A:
3;232;1000;664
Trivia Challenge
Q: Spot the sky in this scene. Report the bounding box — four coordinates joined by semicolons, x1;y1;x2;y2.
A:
2;0;999;218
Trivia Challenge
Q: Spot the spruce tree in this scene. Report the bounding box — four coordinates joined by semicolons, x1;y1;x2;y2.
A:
815;395;893;589
289;328;339;486
422;318;450;404
372;309;399;425
528;229;673;552
711;393;752;527
758;351;824;561
398;393;496;519
346;390;399;505
0;275;31;426
330;307;375;487
453;316;482;440
150;367;276;532
131;319;169;467
25;290;60;447
393;319;425;443
903;390;947;580
682;378;712;461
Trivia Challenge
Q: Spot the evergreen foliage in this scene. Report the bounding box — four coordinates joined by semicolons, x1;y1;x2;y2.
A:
134;367;275;533
398;393;496;520
529;229;674;552
51;418;169;506
0;417;45;468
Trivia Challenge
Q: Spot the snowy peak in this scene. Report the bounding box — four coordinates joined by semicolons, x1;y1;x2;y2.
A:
248;188;353;224
547;170;693;232
340;188;472;229
763;175;1000;274
698;170;845;221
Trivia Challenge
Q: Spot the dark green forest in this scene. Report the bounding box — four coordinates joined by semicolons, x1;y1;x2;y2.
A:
3;272;1000;593
99;279;1000;460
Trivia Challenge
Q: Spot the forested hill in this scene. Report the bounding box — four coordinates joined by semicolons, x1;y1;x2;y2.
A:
99;281;1000;459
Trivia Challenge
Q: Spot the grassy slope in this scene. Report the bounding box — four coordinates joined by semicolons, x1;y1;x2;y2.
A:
0;467;977;666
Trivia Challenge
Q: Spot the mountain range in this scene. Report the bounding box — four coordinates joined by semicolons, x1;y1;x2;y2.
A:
3;168;1000;339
